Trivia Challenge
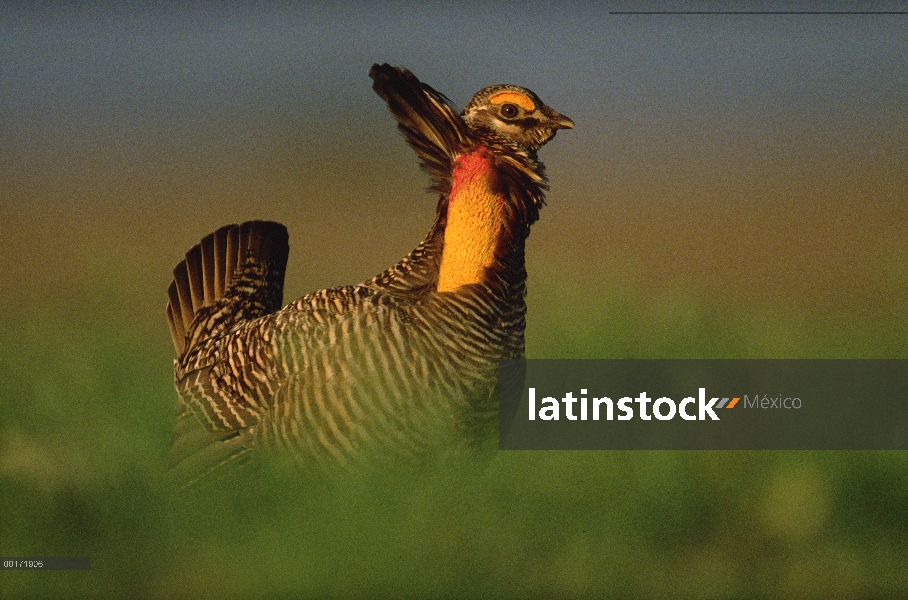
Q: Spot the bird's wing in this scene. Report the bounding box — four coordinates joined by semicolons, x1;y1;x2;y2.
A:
166;304;346;488
165;401;256;490
370;64;473;194
169;289;433;484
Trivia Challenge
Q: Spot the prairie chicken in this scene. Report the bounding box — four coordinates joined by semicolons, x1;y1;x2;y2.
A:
166;64;572;485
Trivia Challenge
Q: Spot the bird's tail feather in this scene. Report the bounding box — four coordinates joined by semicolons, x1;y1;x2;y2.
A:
166;221;289;357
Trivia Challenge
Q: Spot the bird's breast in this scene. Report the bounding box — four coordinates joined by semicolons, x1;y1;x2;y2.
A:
437;148;504;292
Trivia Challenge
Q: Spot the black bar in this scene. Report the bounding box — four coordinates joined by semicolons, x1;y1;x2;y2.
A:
1;557;90;570
609;11;908;14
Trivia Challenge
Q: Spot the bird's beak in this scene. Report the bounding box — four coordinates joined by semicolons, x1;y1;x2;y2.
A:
549;112;574;130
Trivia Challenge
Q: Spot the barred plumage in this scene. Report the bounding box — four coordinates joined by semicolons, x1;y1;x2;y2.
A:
165;64;572;486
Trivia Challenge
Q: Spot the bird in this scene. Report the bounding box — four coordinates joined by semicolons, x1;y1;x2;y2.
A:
165;64;573;486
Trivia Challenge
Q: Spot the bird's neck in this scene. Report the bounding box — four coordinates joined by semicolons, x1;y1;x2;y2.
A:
437;148;519;293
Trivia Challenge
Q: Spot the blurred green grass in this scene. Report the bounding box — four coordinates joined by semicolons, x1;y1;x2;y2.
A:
2;277;907;599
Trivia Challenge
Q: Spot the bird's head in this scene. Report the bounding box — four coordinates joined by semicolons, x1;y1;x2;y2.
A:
462;84;574;154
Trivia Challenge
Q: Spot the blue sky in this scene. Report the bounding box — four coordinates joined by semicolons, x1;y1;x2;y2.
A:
1;2;906;342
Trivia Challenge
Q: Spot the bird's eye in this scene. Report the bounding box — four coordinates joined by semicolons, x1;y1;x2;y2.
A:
500;103;519;118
